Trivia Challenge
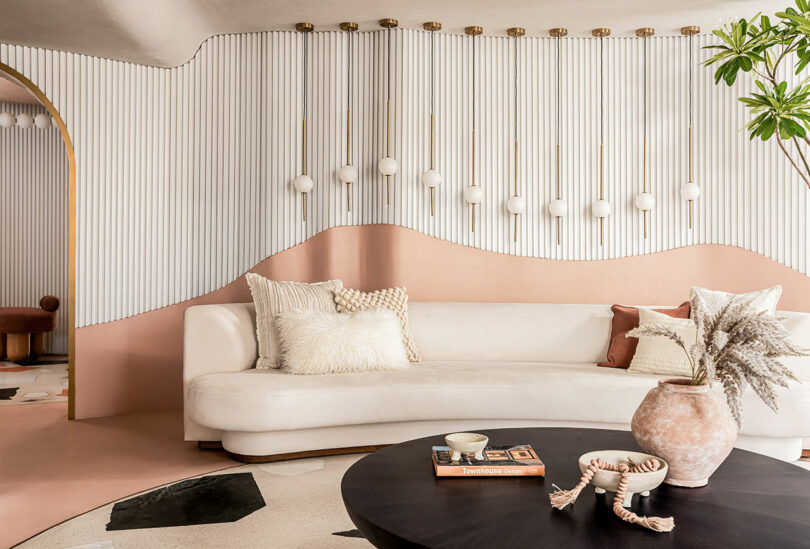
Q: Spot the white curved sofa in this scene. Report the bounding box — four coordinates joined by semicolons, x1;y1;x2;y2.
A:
184;302;810;462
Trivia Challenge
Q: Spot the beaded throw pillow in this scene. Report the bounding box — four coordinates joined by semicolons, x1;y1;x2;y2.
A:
334;287;422;362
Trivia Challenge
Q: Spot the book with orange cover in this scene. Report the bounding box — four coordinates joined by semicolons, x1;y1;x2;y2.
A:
432;445;545;477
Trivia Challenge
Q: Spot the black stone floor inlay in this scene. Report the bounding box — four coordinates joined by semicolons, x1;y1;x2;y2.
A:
333;529;366;538
106;473;265;531
0;387;19;400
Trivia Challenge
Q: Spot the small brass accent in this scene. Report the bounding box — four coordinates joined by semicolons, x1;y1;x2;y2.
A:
423;21;442;32
379;18;399;29
295;22;314;33
465;26;483;36
549;28;568;37
592;28;611;38
507;27;526;37
339;22;358;32
681;25;700;36
635;27;655;37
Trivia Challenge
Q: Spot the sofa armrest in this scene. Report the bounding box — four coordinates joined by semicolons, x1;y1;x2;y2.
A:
184;303;257;384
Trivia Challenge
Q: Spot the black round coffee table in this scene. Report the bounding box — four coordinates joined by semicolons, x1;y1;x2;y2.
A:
341;428;810;548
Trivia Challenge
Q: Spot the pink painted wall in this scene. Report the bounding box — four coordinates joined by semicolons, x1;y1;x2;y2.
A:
75;224;810;418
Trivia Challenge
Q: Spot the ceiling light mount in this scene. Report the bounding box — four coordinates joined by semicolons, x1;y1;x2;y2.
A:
295;22;314;33
681;25;700;36
507;27;526;37
465;26;483;36
339;22;358;32
379;18;399;29
592;28;611;38
549;28;568;38
423;22;442;32
635;27;655;37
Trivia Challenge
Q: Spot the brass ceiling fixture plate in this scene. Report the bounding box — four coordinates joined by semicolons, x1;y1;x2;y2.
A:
507;27;526;37
339;22;358;32
423;21;442;32
379;18;398;29
681;25;701;35
592;28;611;38
635;27;655;37
549;28;568;37
465;26;483;36
295;22;314;33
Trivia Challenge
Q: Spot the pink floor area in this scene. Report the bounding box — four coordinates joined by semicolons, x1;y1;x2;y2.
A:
0;403;234;548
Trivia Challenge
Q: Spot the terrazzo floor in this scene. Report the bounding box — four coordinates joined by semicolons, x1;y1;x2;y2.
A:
0;359;68;405
18;456;369;549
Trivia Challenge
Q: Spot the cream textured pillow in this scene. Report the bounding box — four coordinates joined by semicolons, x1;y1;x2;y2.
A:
334;287;421;362
628;308;696;377
275;308;409;375
690;286;781;316
246;273;343;369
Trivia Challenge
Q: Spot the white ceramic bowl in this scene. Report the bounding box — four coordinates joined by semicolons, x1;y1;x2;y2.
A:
445;432;489;461
578;450;668;506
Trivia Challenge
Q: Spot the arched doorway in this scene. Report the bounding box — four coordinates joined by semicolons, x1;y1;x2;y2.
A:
0;62;76;419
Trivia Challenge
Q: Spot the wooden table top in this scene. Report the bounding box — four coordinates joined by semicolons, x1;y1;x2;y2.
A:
341;427;810;548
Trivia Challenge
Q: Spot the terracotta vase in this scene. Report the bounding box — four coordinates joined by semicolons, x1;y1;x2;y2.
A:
631;379;737;487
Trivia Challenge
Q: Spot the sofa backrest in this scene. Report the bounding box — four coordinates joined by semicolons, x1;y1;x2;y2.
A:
408;302;613;364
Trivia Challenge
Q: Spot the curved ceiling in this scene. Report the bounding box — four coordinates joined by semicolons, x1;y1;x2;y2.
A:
0;0;783;68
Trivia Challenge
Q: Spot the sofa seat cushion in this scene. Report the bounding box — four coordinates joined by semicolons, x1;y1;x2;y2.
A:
187;361;810;439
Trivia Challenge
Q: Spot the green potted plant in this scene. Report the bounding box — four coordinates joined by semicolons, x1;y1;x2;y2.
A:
705;1;810;188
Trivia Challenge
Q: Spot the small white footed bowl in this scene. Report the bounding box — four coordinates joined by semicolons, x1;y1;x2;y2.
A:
578;450;668;507
445;432;489;461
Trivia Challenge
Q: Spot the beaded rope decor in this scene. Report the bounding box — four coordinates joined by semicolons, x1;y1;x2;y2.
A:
549;457;675;533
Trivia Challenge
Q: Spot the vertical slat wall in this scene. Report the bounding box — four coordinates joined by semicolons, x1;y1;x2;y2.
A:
0;102;68;353
1;31;807;328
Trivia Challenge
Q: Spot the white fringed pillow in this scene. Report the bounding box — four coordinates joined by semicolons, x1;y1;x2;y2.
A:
690;285;781;316
275;308;409;375
628;308;696;377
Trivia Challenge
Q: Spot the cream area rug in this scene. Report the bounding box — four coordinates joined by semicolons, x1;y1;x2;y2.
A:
18;455;370;548
0;361;68;405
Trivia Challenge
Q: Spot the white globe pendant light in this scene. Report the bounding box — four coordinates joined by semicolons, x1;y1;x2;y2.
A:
0;112;15;128
295;22;314;223
507;27;526;243
507;195;526;215
548;199;567;217
423;21;442;217
463;185;483;204
16;113;34;129
592;199;612;218
340;22;359;212
636;27;655;239
34;113;51;129
379;18;399;204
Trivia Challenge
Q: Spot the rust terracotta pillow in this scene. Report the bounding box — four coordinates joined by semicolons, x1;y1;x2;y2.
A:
597;302;691;369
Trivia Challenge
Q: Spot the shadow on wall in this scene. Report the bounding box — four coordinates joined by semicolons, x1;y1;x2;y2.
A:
75;224;810;419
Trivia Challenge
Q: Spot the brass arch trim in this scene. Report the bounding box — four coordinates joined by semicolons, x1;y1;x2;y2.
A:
0;62;77;419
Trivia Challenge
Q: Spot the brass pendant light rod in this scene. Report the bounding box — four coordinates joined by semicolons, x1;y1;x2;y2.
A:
682;25;699;229
380;18;398;205
551;28;567;245
466;25;483;233
508;28;524;242
424;21;442;216
592;28;609;246
637;27;654;239
297;22;314;222
341;22;358;212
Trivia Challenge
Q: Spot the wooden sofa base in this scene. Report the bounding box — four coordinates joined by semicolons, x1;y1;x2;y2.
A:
198;441;388;463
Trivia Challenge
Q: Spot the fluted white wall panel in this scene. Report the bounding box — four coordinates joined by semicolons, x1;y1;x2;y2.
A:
0;102;68;352
1;31;807;327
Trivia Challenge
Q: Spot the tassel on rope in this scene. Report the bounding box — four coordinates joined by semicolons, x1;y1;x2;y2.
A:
549;457;675;533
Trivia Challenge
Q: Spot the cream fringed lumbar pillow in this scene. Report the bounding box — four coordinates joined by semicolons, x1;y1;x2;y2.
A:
690;285;781;316
245;273;343;369
275;308;409;375
628;308;696;377
334;287;422;362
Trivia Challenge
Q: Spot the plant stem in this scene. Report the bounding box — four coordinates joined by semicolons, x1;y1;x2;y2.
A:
791;136;810;187
777;133;810;188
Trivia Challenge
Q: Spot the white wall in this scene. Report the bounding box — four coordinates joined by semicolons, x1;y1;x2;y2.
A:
0;30;806;328
0;102;68;353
